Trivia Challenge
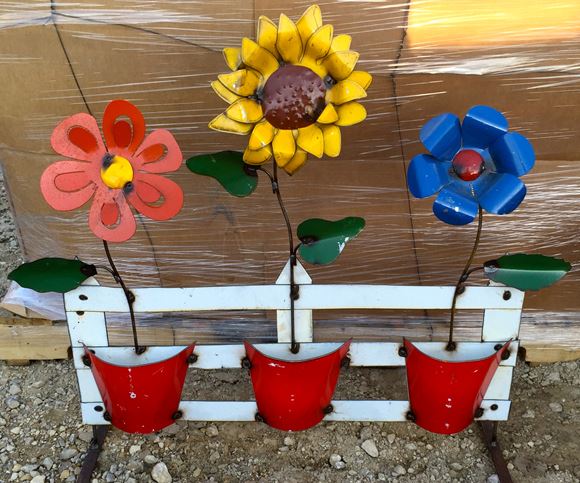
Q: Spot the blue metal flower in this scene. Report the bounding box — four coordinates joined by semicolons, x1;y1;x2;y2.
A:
407;105;535;225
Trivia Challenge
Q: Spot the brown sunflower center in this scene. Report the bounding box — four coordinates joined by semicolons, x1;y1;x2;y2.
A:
261;65;326;130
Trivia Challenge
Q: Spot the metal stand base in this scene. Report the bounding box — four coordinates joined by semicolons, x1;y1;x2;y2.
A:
480;421;513;483
77;425;108;483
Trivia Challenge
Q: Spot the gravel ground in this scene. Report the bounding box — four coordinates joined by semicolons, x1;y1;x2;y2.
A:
0;170;579;483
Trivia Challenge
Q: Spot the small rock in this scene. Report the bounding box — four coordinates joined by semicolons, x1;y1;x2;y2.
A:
6;398;19;409
387;434;396;444
361;440;379;458
283;436;295;446
549;402;563;413
206;425;219;437
144;455;158;465
209;451;220;463
450;463;463;471
392;465;406;476
78;431;93;443
60;470;70;479
41;458;53;471
405;443;417;451
487;475;500;483
10;427;20;435
129;445;141;456
329;454;345;470
151;462;172;483
8;384;21;395
60;448;78;460
30;477;44;483
522;409;535;418
193;468;202;477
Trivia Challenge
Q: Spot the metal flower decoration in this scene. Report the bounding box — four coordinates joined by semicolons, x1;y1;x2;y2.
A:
209;4;372;175
41;100;184;242
407;105;535;225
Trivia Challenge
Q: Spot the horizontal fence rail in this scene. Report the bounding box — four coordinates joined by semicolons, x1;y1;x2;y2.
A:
65;284;524;313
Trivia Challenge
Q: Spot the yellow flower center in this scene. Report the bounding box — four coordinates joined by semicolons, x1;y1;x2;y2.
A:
100;155;134;190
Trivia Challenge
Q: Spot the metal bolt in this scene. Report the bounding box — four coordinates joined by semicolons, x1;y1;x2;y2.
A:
475;407;484;418
171;410;183;420
135;346;147;355
503;291;512;301
341;356;351;368
187;353;198;364
406;411;416;422
127;291;136;304
398;346;408;358
501;350;511;361
80;264;97;277
490;404;499;411
494;344;503;351
79;294;88;301
323;404;334;415
81;355;91;367
94;405;103;412
446;341;457;352
76;311;84;316
241;357;252;370
103;411;112;422
254;412;265;423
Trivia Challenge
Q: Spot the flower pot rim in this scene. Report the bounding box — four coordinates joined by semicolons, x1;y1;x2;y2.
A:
84;343;195;368
403;338;511;364
244;339;352;364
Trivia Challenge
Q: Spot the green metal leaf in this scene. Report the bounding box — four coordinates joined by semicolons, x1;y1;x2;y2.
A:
186;151;258;197
483;254;571;291
297;217;365;265
8;258;97;293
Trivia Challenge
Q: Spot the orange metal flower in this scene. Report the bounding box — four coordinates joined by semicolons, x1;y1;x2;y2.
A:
41;100;183;242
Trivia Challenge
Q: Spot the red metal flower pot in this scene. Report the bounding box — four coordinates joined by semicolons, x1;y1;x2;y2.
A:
84;344;195;434
244;340;351;431
403;339;510;435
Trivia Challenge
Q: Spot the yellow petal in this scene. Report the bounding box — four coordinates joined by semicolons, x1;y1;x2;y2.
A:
241;38;279;79
347;71;373;90
296;5;322;46
296;124;324;158
223;48;242;71
209;114;253;135
323;50;359;81
316;103;339;124
330;34;351;53
218;69;262;97
243;145;272;165
326;79;367;105
304;24;333;60
272;129;296;167
321;125;341;157
257;16;280;58
283;149;308;175
211;80;241;104
276;14;303;64
298;56;328;78
335;102;367;127
248;120;276;150
226;98;263;123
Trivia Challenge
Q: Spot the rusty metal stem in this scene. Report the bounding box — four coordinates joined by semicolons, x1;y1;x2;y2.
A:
102;240;142;354
447;207;483;351
271;162;299;354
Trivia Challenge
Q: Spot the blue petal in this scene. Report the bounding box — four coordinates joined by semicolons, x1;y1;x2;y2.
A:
489;132;535;177
475;172;526;215
407;154;451;199
462;105;508;150
420;113;461;161
432;186;479;225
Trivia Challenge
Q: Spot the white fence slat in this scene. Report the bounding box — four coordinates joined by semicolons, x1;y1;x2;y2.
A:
66;312;108;347
80;399;511;425
484;366;513;400
276;259;313;343
482;309;522;341
65;285;524;313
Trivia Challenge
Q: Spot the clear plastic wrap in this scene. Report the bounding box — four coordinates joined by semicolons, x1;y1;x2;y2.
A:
0;1;579;350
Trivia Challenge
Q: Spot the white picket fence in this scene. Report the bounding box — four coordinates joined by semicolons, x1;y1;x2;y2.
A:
64;260;523;425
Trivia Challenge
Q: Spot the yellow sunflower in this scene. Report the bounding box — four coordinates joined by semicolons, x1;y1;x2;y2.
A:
208;4;372;175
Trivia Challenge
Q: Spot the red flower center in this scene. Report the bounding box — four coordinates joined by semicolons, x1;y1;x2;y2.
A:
261;65;326;130
452;149;484;181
